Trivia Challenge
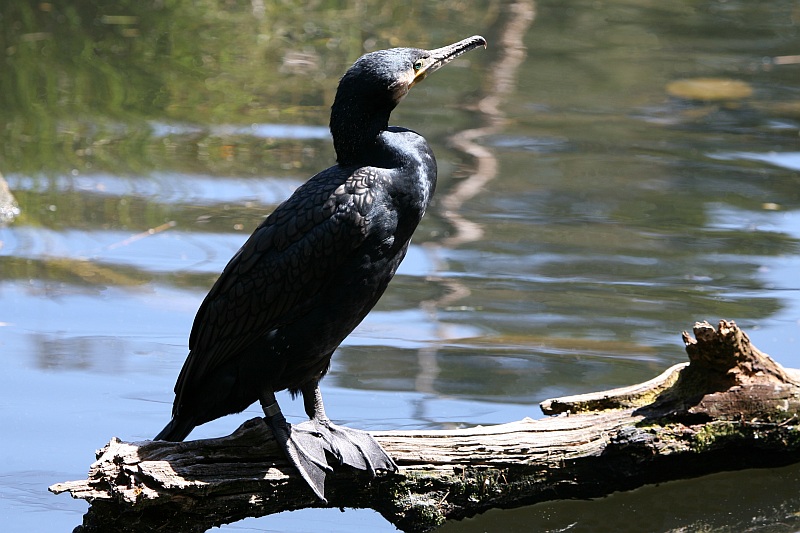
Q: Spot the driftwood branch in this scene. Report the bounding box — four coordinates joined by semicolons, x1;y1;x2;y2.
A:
51;320;800;532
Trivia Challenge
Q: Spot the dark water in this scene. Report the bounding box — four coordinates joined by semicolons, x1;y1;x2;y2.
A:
2;1;800;531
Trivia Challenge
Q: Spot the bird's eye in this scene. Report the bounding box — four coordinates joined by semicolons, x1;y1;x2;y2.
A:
413;59;424;72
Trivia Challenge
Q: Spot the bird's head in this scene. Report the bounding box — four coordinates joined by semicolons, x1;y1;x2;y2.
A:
336;35;487;110
331;35;487;164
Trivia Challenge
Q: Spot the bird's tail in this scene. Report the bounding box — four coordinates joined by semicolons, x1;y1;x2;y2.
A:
154;417;195;442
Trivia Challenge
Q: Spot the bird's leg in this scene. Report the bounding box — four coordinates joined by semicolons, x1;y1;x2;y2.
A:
295;381;398;475
302;380;332;422
258;388;331;501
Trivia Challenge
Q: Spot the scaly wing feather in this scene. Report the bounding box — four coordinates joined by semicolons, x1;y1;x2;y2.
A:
172;166;381;407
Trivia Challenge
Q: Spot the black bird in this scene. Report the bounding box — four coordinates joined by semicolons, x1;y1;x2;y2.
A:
155;35;487;500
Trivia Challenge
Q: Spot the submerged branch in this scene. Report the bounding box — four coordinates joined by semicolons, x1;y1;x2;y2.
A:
51;320;800;532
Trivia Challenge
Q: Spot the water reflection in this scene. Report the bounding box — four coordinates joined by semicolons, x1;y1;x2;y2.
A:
31;333;127;373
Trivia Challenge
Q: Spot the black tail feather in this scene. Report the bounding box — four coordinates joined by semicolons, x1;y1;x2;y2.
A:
154;417;195;441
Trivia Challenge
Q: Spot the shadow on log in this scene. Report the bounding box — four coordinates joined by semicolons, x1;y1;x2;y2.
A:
50;320;800;532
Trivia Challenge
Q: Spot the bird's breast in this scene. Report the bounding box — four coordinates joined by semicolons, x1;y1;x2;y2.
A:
379;128;437;210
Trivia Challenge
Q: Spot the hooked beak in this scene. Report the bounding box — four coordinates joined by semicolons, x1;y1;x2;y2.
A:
410;35;487;88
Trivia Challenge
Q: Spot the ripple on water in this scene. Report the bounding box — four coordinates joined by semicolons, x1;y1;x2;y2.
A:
483;134;573;153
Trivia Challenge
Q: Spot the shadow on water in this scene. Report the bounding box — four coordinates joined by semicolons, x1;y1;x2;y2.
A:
2;0;800;531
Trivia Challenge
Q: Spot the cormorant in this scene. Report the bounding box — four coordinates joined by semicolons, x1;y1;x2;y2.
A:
155;35;487;500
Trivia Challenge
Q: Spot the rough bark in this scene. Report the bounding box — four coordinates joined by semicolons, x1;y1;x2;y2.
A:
50;320;800;532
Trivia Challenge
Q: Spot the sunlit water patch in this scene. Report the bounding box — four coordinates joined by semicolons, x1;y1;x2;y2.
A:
709;151;800;171
1;222;439;280
1;225;244;274
149;121;331;140
7;172;302;206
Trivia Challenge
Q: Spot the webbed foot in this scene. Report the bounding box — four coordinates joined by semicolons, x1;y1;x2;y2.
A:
261;384;398;501
293;417;398;475
262;402;332;501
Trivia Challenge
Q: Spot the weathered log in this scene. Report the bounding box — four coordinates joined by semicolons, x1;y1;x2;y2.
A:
50;320;800;532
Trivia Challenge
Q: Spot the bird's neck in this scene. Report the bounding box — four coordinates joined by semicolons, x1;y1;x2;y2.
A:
330;88;396;166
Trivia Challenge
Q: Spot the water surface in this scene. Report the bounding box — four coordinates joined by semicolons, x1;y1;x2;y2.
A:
2;0;800;531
